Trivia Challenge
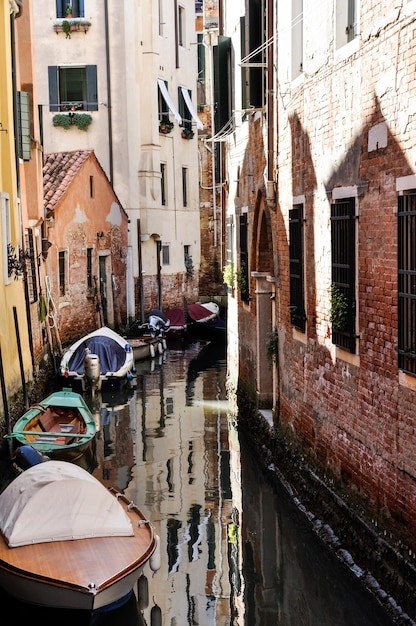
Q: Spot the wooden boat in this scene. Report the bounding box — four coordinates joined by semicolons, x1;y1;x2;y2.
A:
0;461;160;611
5;388;96;464
58;326;137;392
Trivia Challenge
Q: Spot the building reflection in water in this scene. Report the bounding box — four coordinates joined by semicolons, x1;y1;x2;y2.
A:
1;341;396;626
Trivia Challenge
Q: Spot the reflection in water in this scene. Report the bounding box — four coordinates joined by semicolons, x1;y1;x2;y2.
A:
1;341;399;625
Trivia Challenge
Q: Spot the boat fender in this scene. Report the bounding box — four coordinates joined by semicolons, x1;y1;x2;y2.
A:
150;344;155;358
136;574;149;610
149;534;161;572
157;342;163;355
150;604;162;626
125;343;132;352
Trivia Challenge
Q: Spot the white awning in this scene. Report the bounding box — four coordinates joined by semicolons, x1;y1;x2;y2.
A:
157;79;182;124
180;87;203;130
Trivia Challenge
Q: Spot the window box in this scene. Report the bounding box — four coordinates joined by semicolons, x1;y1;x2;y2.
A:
159;120;174;134
52;112;93;131
53;18;91;38
181;127;194;140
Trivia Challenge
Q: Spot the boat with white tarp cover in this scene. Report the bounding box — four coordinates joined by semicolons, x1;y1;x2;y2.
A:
0;461;160;610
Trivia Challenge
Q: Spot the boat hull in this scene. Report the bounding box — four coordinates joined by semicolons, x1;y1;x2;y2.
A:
128;336;166;361
0;489;158;610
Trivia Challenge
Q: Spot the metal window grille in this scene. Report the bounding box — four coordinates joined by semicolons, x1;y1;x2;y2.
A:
182;168;188;207
398;194;416;374
161;163;166;206
59;250;67;296
239;213;250;302
87;247;93;290
331;198;356;353
289;205;306;331
24;229;38;303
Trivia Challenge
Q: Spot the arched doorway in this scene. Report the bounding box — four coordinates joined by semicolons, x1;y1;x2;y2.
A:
251;195;275;408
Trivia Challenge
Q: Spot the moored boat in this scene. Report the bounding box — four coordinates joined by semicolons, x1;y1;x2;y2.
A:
164;301;226;342
0;461;160;611
123;310;169;361
5;388;96;464
58;326;136;392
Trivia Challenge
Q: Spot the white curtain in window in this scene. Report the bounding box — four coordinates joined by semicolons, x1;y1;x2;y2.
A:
157;79;182;123
180;87;203;130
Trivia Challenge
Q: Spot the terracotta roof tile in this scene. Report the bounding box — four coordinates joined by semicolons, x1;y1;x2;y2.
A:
43;150;93;212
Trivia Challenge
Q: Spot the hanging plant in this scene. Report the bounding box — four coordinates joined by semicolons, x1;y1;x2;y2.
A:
7;244;31;280
53;113;92;131
236;268;247;293
330;283;349;331
73;113;92;131
159;120;174;134
53;114;72;130
62;19;72;38
266;327;279;363
181;127;194;139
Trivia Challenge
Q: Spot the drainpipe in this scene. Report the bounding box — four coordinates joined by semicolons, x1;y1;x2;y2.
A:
104;0;114;183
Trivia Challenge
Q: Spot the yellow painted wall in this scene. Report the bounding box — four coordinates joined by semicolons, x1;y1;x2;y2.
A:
0;2;33;424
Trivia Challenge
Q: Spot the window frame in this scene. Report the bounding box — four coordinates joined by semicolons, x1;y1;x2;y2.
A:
58;249;68;297
239;212;250;303
178;5;185;47
335;0;357;49
24;229;38;303
289;203;306;331
162;244;170;266
161;163;167;206
17;91;31;161
330;197;357;353
48;65;98;112
182;167;188;207
56;0;84;18
398;192;416;375
291;0;303;80
178;88;192;131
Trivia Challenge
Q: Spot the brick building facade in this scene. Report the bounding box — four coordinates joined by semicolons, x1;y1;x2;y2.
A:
222;0;416;552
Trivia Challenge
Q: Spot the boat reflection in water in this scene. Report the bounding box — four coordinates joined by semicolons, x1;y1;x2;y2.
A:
1;341;400;625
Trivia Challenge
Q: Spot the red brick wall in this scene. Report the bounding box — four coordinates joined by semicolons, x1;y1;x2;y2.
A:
235;7;416;546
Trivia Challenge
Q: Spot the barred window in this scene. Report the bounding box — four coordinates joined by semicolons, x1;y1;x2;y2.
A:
59;250;68;296
331;198;356;353
239;213;249;302
289;204;306;331
398;193;416;375
25;229;38;303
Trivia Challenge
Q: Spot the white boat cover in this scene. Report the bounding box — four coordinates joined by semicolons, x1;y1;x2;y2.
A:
0;461;133;547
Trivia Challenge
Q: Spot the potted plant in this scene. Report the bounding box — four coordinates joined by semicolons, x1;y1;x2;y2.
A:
181;127;194;140
66;4;73;17
159;120;174;134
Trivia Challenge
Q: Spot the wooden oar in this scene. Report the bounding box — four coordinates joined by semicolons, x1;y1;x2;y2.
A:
5;431;91;439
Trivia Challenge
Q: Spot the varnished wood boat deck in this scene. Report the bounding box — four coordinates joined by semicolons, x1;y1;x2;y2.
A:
0;491;155;592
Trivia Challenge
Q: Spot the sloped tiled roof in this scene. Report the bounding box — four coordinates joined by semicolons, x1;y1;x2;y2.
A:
43;150;93;212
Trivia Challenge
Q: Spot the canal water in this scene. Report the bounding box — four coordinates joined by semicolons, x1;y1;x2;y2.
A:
0;340;402;625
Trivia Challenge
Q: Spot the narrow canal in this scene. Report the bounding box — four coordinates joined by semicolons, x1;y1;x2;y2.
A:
0;340;405;625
